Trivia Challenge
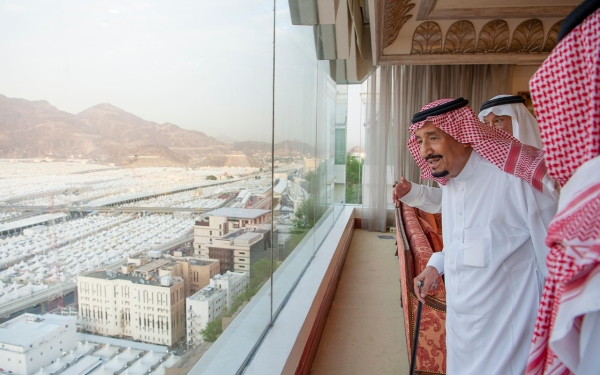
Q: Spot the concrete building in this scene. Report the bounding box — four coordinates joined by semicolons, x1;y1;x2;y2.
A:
0;314;77;375
121;255;220;298
212;271;249;312
77;269;185;348
186;286;226;348
159;256;220;297
193;209;270;258
186;271;248;348
193;216;229;258
207;224;277;276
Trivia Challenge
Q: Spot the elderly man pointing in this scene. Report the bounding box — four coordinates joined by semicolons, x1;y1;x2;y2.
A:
392;94;557;215
408;98;557;375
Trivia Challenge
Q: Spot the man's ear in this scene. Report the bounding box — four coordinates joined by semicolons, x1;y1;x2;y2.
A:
461;143;471;148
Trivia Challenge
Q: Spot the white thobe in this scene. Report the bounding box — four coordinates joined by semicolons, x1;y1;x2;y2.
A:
402;151;557;375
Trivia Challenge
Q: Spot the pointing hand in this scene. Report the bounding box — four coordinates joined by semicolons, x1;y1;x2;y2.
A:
392;177;412;204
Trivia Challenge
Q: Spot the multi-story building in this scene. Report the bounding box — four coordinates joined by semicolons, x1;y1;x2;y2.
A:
0;314;77;375
193;216;229;258
193;209;271;258
207;224;277;276
77;269;185;347
159;256;220;297
212;271;249;311
186;271;248;347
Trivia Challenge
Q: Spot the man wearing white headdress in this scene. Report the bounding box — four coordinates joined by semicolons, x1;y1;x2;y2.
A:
393;95;555;212
478;95;543;149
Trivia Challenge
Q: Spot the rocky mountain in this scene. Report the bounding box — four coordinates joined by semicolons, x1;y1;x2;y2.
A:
0;94;317;167
0;95;223;166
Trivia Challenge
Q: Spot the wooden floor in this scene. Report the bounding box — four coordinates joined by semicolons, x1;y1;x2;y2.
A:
310;229;409;375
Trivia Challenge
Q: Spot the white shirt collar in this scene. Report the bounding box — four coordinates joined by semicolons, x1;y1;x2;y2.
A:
454;150;480;182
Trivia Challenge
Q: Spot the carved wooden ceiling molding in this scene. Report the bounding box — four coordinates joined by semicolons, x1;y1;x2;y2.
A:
444;20;476;54
417;0;575;20
543;20;564;52
411;21;442;54
475;20;510;53
383;0;416;49
509;19;545;52
409;18;564;56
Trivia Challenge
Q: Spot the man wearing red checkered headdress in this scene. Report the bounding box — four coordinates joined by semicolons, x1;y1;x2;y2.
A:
525;1;600;374
407;98;558;375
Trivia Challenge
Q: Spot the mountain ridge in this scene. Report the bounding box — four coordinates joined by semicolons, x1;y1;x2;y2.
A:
0;95;315;167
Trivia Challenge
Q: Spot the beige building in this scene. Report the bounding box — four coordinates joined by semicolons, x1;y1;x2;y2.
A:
160;256;221;297
208;224;276;276
0;314;77;375
193;209;271;259
77;269;186;348
122;255;220;298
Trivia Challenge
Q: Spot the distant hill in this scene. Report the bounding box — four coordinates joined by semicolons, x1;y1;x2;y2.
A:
233;139;315;157
0;94;317;167
214;134;237;145
0;95;223;166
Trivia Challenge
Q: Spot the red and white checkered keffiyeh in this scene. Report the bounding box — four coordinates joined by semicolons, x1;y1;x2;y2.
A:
526;9;600;375
407;99;547;192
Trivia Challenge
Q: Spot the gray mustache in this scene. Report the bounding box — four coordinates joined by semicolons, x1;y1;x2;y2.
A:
425;154;443;162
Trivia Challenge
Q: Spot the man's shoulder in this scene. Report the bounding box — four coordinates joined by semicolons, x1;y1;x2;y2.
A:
477;157;514;180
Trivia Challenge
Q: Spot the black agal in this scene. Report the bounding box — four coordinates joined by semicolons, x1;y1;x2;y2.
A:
480;95;526;111
558;0;600;42
411;97;469;124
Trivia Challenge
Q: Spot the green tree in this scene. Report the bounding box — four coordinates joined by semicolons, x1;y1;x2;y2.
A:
206;175;217;180
345;154;363;204
201;318;223;342
249;258;279;290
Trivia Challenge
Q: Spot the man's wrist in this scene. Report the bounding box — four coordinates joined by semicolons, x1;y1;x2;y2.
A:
400;182;419;203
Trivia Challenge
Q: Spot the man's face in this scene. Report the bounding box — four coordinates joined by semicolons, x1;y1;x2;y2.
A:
482;112;513;135
415;122;473;179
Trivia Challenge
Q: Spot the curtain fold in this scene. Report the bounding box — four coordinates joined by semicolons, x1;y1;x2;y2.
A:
363;64;513;232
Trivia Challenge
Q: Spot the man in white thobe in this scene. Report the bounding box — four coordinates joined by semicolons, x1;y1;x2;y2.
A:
404;98;558;375
393;94;556;210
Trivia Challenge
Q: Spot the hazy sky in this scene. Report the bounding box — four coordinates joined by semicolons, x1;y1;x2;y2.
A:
0;0;272;140
0;0;364;146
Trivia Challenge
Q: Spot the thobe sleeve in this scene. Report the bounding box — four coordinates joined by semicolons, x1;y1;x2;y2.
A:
511;179;558;277
400;182;443;214
426;252;444;275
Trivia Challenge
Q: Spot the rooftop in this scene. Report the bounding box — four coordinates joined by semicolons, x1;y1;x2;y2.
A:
188;285;226;302
214;271;247;281
0;313;75;348
206;207;269;220
83;270;182;287
233;232;262;245
0;213;69;233
136;259;170;273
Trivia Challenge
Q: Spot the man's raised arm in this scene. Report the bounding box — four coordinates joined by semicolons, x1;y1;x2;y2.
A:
393;176;443;214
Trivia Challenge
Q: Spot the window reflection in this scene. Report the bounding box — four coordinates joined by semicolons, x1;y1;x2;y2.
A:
0;0;351;373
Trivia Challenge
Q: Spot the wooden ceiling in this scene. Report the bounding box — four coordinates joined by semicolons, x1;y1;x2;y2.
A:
370;0;578;65
288;0;580;82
